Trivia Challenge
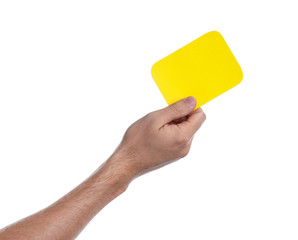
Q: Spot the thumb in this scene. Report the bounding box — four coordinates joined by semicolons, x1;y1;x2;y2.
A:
156;96;197;124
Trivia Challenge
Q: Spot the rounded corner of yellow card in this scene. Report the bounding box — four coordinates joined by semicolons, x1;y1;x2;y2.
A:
151;62;158;78
234;61;244;85
151;31;243;107
238;68;244;83
208;30;222;36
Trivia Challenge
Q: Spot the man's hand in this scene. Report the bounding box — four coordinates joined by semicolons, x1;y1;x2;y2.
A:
0;96;206;240
109;96;206;180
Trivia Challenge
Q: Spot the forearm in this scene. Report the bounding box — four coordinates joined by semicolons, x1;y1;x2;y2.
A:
0;152;132;240
0;97;205;240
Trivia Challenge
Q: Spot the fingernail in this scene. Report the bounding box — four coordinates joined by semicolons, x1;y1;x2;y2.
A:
185;96;196;108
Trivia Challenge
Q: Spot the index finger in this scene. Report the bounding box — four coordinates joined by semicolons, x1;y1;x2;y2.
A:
180;107;206;136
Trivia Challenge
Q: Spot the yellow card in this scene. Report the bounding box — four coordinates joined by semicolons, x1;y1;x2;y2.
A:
151;31;243;109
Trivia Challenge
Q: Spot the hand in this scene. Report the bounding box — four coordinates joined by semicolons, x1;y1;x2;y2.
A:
0;97;206;240
110;96;206;181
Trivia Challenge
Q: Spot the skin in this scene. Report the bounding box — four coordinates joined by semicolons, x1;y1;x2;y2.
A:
0;96;206;240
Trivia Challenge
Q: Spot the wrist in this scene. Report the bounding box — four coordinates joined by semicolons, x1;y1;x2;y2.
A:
98;149;135;196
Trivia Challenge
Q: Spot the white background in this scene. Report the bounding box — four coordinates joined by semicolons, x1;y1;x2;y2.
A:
0;1;297;239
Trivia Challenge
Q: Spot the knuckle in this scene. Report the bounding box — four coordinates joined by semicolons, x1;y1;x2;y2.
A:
143;112;159;127
145;112;153;119
144;112;155;123
169;103;181;115
202;112;207;121
176;133;189;145
179;148;190;158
